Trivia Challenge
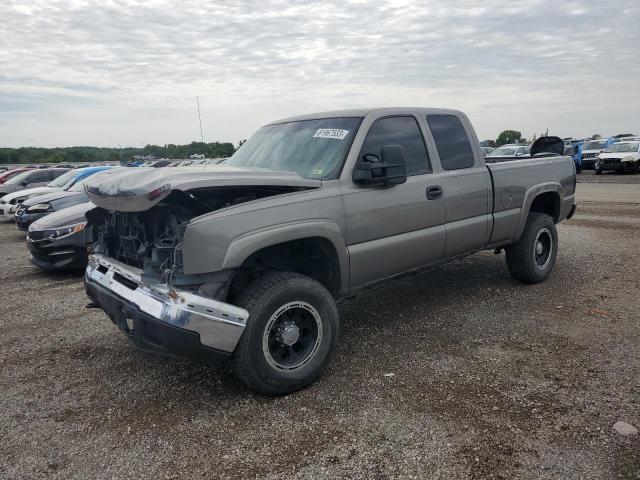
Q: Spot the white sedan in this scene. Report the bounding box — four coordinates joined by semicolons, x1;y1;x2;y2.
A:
0;169;78;220
595;141;640;174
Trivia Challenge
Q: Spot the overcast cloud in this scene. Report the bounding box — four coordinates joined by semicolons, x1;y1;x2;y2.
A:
1;0;639;147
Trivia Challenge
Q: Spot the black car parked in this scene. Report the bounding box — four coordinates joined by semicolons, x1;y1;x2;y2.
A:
27;202;93;270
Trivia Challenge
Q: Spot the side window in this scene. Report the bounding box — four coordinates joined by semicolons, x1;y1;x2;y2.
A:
426;115;475;170
359;116;430;176
27;171;49;183
49;170;65;180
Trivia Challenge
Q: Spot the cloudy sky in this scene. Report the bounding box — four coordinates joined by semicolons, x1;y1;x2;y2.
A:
1;0;639;147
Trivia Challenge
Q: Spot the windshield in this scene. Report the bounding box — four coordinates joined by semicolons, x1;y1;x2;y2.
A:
47;169;77;188
4;170;34;185
69;175;93;192
604;142;638;153
583;141;606;150
226;117;362;179
487;146;518;156
70;169;113;191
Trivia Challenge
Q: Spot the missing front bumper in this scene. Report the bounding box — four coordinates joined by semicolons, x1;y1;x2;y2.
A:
85;254;249;354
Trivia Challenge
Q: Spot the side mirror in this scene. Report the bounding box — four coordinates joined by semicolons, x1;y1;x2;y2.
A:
353;145;407;186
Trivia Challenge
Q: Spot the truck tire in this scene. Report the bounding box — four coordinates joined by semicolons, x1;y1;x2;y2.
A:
231;271;339;396
505;213;558;284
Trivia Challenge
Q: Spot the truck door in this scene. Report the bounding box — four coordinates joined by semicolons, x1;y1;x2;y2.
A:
343;115;446;287
425;114;492;257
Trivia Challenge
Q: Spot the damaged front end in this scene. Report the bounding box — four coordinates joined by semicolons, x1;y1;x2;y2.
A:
82;167;320;356
87;184;313;296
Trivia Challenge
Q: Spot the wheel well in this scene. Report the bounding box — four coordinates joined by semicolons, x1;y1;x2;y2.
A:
232;237;341;297
529;192;560;222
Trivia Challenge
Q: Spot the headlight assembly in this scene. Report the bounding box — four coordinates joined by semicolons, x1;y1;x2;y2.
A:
26;203;52;213
34;222;87;241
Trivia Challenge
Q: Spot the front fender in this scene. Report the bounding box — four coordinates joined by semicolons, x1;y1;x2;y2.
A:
225;219;347;271
183;218;349;292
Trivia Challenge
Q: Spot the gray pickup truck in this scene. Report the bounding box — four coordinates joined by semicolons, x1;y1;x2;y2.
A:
83;108;576;395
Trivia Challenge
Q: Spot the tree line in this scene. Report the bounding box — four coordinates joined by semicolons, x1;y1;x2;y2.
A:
0;141;238;165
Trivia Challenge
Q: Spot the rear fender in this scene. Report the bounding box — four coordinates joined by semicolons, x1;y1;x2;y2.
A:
516;183;562;239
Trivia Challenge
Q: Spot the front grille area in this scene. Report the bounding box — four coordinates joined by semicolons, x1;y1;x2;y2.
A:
28;230;47;241
30;250;50;262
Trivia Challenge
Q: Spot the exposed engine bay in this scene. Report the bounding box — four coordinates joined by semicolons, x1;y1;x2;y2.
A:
86;185;309;293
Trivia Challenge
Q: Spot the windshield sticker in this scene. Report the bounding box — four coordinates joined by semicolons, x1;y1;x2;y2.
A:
313;128;349;140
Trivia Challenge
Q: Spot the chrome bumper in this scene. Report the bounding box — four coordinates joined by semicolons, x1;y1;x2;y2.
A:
86;254;248;353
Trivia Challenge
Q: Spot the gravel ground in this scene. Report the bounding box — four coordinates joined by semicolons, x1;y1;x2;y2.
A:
1;198;639;479
577;170;640;184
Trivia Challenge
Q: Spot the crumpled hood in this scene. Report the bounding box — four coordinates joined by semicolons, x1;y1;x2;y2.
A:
84;165;321;212
30;201;94;230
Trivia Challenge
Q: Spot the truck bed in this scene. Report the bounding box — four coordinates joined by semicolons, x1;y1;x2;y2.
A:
486;154;576;247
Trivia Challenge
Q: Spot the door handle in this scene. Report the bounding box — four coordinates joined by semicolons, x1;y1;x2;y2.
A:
426;186;443;200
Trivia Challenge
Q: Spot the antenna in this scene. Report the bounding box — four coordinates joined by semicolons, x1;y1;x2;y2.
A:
196;96;204;144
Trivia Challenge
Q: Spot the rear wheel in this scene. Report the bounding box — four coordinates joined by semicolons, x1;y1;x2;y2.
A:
506;213;558;283
231;272;339;395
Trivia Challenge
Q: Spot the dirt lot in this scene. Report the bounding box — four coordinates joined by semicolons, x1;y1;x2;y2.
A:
577;170;640;184
1;186;639;479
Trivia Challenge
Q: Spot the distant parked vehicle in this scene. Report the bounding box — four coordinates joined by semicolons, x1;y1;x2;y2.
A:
595;141;640;174
14;167;115;230
563;139;585;172
0;166;110;220
481;146;495;155
27;201;94;270
0;168;69;199
150;160;172;168
486;144;530;157
0;167;34;185
581;140;607;169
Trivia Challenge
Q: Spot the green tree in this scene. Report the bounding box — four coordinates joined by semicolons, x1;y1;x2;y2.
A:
496;130;522;147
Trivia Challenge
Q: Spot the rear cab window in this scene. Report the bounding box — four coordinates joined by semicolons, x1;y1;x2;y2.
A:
426;115;476;170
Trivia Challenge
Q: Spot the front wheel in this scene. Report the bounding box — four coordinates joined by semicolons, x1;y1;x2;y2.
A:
505;213;558;283
231;272;339;395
